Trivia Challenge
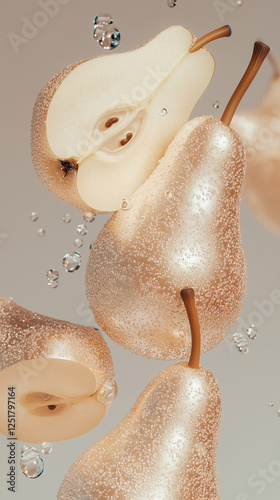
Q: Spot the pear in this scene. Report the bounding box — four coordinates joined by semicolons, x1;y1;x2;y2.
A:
233;53;280;234
86;42;270;360
31;26;232;213
58;289;222;500
0;297;117;443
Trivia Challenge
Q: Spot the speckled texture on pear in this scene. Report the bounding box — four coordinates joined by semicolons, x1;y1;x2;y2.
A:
86;116;247;360
0;297;114;388
58;363;222;500
233;75;280;235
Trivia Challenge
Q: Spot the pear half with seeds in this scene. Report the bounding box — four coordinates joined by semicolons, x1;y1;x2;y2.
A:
31;26;225;213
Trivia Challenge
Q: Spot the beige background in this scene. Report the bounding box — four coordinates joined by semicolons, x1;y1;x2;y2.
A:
1;0;280;498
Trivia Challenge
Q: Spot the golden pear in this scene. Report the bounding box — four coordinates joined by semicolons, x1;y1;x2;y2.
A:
0;298;116;443
58;290;222;500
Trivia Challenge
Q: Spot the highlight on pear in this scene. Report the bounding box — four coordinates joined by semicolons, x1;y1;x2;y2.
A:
58;289;222;500
0;298;116;443
31;26;232;213
233;51;280;235
85;42;270;360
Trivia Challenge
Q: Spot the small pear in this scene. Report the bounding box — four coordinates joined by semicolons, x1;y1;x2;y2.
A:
0;298;116;443
58;289;222;500
233;53;280;234
86;43;270;360
31;26;232;213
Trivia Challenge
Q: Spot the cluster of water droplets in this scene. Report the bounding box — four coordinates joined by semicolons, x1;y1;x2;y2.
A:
232;324;258;354
20;442;53;479
93;14;120;50
30;211;45;237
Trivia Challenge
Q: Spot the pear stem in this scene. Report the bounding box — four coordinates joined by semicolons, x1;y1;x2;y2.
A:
180;289;201;369
221;41;270;127
268;53;280;78
189;25;232;53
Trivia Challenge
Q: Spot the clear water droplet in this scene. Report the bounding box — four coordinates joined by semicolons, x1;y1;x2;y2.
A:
74;238;83;248
40;393;51;401
48;280;59;289
236;0;243;5
93;13;113;26
97;380;118;406
99;27;121;50
37;228;45;237
121;199;131;211
46;270;59;281
77;224;88;236
167;0;177;6
246;325;258;339
213;100;220;109
63;213;71;224
20;449;44;479
30;212;39;222
62;252;81;273
269;402;274;407
41;442;53;455
239;345;249;354
89;241;95;250
160;108;168;116
83;211;96;223
93;25;105;42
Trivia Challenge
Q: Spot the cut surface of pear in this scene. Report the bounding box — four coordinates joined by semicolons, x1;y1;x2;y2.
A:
31;26;215;212
233;73;280;234
86;116;247;360
58;362;222;500
0;298;116;443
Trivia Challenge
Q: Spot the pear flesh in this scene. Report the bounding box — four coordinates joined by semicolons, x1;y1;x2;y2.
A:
233;74;280;234
31;26;215;213
0;298;115;443
58;362;222;500
86;116;247;360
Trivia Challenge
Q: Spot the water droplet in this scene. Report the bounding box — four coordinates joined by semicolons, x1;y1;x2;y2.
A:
93;25;105;42
99;27;121;50
63;213;71;224
30;212;39;222
62;252;81;273
160;108;168;116
213;100;220;109
236;0;243;5
20;448;44;479
269;402;274;407
246;325;258;340
41;442;53;455
40;393;51;401
46;270;59;281
37;228;45;237
121;199;131;211
48;280;59;289
74;238;83;248
167;0;177;7
93;13;113;26
90;241;95;250
83;211;96;223
97;380;118;405
77;224;88;236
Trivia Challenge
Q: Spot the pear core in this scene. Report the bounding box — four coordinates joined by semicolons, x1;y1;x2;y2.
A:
32;26;215;212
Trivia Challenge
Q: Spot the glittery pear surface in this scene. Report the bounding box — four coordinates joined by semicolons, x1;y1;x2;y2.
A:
233;75;280;234
58;363;222;500
0;298;115;442
86;116;247;360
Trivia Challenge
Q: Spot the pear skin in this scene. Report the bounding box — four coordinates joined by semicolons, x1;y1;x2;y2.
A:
58;362;222;500
86;116;247;360
31;26;216;213
233;72;280;234
0;298;116;443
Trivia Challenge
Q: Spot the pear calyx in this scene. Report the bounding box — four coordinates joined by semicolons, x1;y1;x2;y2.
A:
190;25;232;53
181;289;201;369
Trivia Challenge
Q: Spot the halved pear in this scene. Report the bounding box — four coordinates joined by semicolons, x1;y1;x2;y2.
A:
0;298;116;443
31;26;215;212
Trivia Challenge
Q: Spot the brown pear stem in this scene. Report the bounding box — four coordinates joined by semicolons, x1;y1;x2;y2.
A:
189;25;232;53
268;53;280;78
221;41;270;126
180;289;201;369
